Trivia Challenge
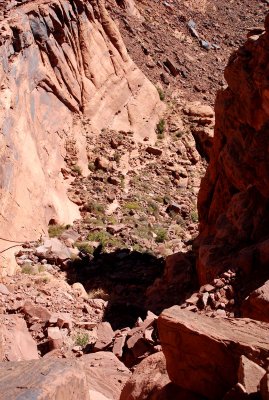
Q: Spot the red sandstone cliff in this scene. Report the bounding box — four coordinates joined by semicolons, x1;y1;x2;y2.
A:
0;0;163;274
197;15;269;284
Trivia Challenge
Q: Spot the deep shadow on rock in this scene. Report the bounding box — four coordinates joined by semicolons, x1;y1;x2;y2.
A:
66;247;197;330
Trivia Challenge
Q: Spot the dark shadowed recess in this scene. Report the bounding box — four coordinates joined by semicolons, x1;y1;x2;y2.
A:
66;249;164;330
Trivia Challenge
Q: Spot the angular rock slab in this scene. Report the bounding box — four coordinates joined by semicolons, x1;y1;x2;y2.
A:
82;352;131;399
242;280;269;323
0;358;88;400
0;315;39;361
158;306;269;400
0;352;130;400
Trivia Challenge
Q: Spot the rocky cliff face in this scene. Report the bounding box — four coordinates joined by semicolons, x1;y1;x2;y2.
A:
197;16;269;284
0;0;162;274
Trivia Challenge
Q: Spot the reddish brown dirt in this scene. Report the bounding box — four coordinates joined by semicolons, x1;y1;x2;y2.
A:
108;0;268;105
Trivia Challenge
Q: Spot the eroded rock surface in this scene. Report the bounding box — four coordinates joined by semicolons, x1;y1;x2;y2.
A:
0;0;162;275
158;306;269;400
197;15;269;284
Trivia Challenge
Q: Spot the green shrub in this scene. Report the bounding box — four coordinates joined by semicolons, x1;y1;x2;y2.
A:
71;165;82;175
87;231;122;248
156;119;165;138
75;333;89;347
88;162;95;171
48;224;67;238
155;228;167;243
21;264;35;275
191;211;199;223
124;201;140;211
87;202;105;215
75;241;94;254
157;87;165;101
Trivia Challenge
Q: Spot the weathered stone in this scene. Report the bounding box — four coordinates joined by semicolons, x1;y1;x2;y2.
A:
196;25;269;284
22;300;51;322
0;0;163;275
158;306;269;400
242;280;269;323
35;238;71;262
72;282;88;299
238;355;266;395
47;326;63;350
94;322;114;351
260;373;269;400
120;352;201;400
0;284;9;295
113;333;127;359
146;146;163;156
95;156;110;171
0;358;89;399
0;315;39;361
82;352;131;399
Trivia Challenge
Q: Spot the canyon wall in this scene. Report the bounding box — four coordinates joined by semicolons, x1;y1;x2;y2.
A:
197;16;269;284
0;0;162;274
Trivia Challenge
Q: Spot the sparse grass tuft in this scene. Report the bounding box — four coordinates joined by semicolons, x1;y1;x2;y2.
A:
87;231;122;249
157;87;165;101
71;165;82;175
21;264;35;275
191;210;199;223
155;227;167;243
88;162;95;172
156;119;165;139
88;288;109;300
75;241;94;254
75;333;89;347
124;201;140;211
147;200;159;216
87;202;105;215
48;224;68;238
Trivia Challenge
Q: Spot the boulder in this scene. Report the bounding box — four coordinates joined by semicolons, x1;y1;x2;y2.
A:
0;352;130;400
35;238;71;262
238;355;266;395
242;280;269;323
0;284;10;295
260;373;269;400
120;352;202;400
0;315;39;361
0;358;89;399
94;322;114;351
22;300;52;322
158;306;269;400
82;352;131;399
146;147;163;156
47;326;63;350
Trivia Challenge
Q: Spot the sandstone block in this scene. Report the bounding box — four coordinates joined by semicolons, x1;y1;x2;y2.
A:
158;306;269;399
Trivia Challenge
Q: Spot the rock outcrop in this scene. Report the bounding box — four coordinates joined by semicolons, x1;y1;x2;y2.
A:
0;0;162;275
0;352;130;399
197;15;269;284
158;306;269;400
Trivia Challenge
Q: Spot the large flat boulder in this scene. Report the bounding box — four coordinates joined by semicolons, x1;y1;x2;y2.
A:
158;306;269;400
81;352;131;399
0;352;131;400
0;358;88;400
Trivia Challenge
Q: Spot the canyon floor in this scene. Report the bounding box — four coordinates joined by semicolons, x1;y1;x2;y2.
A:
1;0;269;400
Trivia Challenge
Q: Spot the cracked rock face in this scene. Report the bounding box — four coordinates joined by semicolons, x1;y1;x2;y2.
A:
0;0;163;275
196;15;269;284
